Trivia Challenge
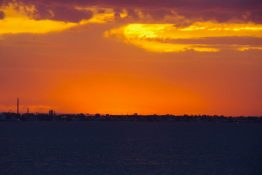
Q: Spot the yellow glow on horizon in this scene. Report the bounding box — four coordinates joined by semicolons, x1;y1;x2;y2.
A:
105;22;262;52
51;74;205;115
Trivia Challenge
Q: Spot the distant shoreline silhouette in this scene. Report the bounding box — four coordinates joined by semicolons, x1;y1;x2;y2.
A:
0;112;261;123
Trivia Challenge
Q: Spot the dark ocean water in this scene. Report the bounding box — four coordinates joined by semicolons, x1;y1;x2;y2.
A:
0;121;262;175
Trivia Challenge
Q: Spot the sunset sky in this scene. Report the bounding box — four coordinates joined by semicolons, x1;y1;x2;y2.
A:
0;0;261;115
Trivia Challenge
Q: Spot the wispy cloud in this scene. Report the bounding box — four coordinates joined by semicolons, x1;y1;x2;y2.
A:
105;22;262;52
4;0;262;23
0;2;114;35
1;1;261;52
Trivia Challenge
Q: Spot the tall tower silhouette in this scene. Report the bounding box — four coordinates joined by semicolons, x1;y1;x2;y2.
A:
17;98;19;115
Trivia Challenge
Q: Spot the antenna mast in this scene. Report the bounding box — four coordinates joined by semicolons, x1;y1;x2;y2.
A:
17;98;19;115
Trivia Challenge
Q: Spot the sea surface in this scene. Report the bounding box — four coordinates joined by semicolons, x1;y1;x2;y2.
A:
0;121;262;175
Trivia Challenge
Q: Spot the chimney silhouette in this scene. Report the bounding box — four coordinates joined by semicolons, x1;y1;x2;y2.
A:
17;98;19;115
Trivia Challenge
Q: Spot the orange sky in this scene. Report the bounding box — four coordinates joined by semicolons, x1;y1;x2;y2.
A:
0;1;262;116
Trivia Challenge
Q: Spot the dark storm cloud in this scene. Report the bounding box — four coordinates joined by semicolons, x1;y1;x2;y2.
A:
3;0;262;22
